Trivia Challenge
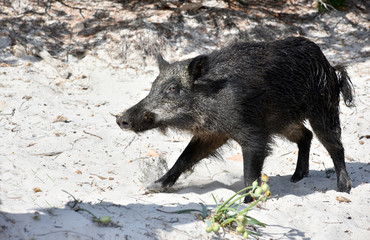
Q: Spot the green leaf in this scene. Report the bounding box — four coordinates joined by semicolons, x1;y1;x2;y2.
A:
246;216;266;227
157;205;208;218
173;209;202;214
211;193;218;205
200;203;209;218
245;229;263;236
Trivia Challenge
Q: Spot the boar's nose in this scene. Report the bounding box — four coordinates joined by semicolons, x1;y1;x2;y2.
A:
116;114;130;129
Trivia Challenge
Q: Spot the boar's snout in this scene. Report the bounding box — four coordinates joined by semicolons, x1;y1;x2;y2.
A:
116;113;131;130
116;106;158;133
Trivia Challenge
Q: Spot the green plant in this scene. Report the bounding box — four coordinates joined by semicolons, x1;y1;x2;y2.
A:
154;175;271;238
63;190;118;227
205;175;271;238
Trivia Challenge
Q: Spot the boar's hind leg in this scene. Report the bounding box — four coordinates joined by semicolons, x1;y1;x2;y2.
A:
309;115;352;193
148;135;228;191
282;123;313;183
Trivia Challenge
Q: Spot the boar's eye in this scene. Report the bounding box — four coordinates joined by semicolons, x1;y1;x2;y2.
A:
165;84;180;96
166;85;180;94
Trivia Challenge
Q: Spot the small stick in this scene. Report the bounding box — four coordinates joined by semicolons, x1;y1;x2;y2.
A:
32;151;63;156
83;130;103;140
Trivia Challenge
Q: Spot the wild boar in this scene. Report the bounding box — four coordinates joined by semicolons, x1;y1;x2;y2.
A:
116;37;354;202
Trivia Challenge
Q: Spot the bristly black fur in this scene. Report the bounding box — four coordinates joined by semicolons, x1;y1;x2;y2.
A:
117;37;354;202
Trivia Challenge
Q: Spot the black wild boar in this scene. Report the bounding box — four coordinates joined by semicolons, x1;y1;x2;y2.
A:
116;37;354;202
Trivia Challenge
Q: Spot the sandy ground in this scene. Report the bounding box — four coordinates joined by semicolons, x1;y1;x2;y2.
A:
1;1;369;239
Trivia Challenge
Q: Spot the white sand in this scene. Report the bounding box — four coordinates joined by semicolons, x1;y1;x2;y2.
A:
1;1;369;239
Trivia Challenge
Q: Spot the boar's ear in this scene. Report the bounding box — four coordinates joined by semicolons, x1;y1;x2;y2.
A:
157;54;169;72
188;55;209;81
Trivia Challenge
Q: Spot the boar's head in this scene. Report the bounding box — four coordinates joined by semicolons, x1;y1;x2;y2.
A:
116;54;219;134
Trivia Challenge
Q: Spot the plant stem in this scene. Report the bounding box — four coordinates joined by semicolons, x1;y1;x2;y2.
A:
76;208;98;219
216;186;253;214
221;217;238;226
239;197;262;215
225;191;251;210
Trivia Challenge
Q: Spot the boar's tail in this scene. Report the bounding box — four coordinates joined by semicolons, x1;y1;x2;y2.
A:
334;65;355;107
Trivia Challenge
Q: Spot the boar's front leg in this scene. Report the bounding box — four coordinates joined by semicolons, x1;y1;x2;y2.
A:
148;134;228;191
241;139;269;203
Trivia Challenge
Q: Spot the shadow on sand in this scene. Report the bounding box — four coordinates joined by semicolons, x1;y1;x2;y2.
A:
1;162;367;239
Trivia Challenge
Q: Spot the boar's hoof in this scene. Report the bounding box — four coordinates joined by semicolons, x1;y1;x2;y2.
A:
337;171;352;193
290;171;309;183
146;181;169;193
